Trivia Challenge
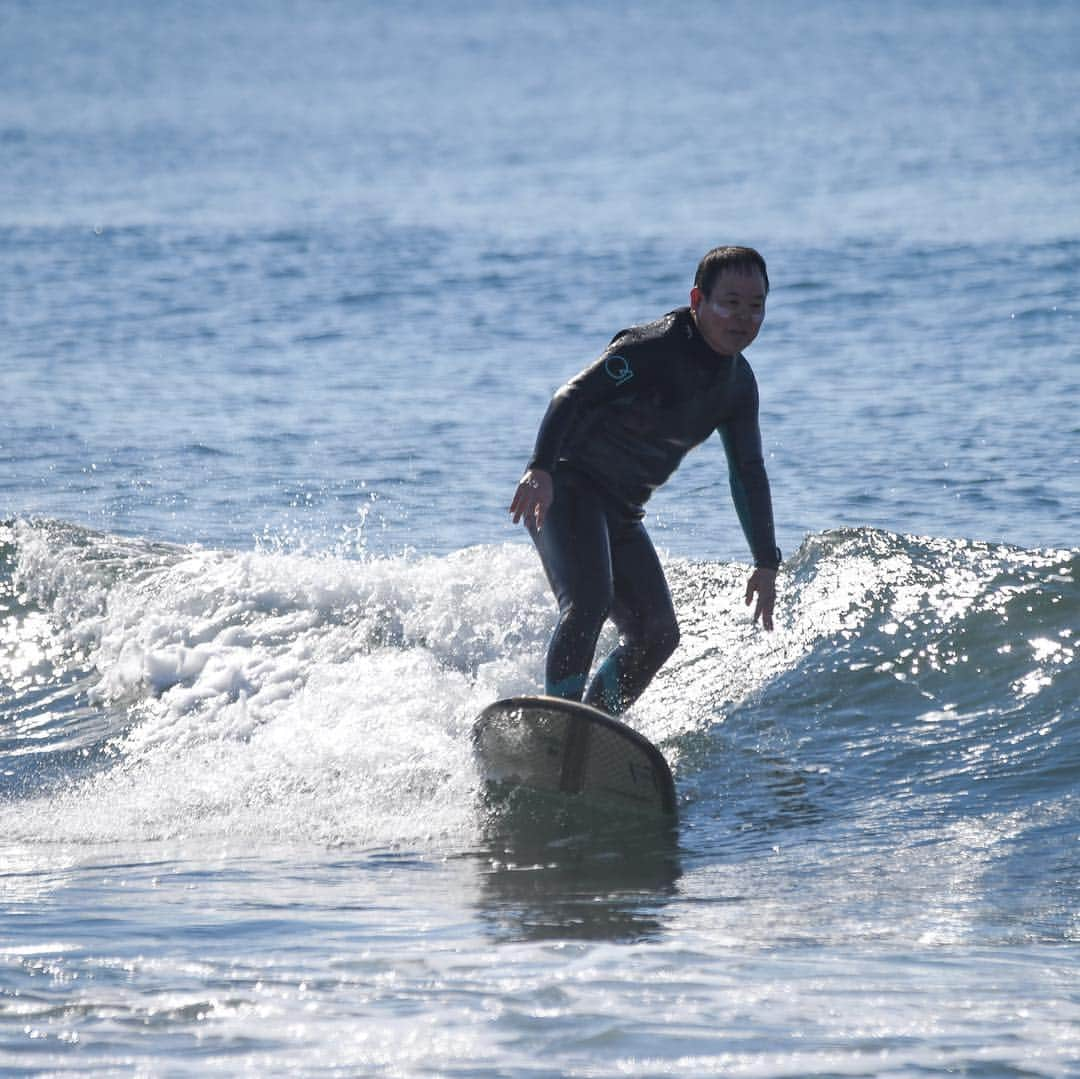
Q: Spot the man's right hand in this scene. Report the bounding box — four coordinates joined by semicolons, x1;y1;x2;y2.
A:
509;468;554;531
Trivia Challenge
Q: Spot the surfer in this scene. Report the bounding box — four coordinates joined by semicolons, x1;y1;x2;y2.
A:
509;245;781;716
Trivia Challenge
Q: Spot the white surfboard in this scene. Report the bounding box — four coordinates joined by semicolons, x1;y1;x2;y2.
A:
472;696;677;817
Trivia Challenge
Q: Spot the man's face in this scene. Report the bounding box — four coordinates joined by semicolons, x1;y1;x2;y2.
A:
690;269;767;356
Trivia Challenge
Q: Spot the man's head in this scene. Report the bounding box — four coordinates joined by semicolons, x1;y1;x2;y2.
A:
693;246;769;297
690;246;769;356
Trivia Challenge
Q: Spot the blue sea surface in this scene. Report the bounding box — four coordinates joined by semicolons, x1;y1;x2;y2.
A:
2;2;1078;1075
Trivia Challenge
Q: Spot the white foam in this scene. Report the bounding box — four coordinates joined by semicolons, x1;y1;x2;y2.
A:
10;527;555;847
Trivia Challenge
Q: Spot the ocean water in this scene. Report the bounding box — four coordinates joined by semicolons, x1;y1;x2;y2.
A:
2;1;1078;1076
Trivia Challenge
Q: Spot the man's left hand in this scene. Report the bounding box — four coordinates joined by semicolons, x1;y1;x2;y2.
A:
745;567;777;631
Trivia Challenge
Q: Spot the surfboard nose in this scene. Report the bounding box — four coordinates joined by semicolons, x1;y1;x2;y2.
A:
472;695;677;817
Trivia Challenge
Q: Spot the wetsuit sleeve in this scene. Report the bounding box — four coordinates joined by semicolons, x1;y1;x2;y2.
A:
527;345;636;474
717;373;782;570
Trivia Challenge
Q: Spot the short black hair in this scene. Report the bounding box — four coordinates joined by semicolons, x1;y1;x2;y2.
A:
694;246;769;297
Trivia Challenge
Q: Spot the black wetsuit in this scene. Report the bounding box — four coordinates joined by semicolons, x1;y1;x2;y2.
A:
526;306;780;714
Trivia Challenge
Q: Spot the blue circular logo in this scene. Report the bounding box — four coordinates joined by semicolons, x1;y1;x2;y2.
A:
604;354;633;385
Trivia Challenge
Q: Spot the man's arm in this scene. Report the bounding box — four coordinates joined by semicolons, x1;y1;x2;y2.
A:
526;341;636;474
718;373;781;631
511;341;639;530
717;376;780;571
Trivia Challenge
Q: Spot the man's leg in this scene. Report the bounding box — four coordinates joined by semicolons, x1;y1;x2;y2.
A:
529;474;614;701
583;521;679;715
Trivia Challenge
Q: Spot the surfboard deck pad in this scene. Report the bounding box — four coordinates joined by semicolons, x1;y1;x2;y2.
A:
472;696;677;817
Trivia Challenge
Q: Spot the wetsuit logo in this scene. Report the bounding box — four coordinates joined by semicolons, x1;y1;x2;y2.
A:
604;354;633;385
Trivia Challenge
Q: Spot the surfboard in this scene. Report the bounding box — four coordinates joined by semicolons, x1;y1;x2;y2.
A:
472;696;677;817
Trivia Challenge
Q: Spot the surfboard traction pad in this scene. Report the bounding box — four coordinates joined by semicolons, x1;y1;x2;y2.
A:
472;696;677;817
